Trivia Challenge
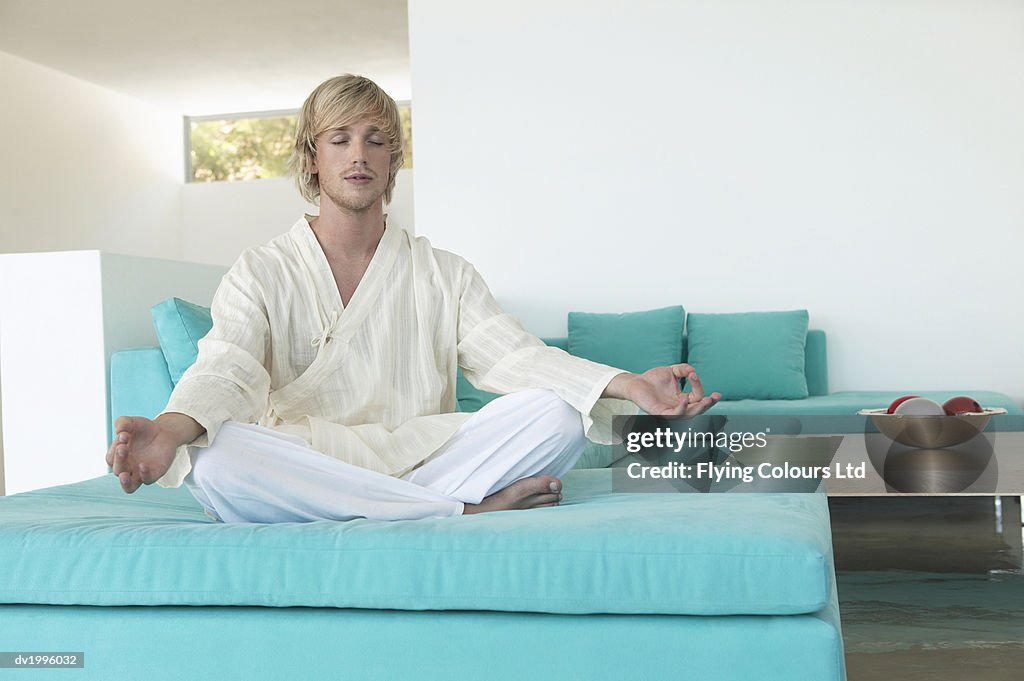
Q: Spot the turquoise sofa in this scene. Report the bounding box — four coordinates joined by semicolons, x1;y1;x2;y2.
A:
453;330;1021;468
457;331;1021;415
0;470;846;680
0;309;878;679
113;299;1021;441
107;329;1024;451
5;302;1005;679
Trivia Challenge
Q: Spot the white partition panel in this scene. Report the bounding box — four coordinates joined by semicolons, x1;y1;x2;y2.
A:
0;251;226;495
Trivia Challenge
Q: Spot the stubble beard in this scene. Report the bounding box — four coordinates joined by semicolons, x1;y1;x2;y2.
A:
320;177;386;215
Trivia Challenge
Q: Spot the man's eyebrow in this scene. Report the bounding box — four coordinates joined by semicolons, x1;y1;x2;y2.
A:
329;124;382;133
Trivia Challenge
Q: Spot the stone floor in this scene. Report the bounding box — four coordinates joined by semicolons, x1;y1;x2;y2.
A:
830;496;1024;680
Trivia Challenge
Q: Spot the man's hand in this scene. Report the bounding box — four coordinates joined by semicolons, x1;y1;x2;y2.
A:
604;364;720;418
105;413;204;493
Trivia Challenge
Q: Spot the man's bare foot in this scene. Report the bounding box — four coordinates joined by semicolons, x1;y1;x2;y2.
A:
462;476;563;514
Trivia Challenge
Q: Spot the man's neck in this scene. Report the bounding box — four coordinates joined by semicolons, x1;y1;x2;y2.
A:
309;200;386;263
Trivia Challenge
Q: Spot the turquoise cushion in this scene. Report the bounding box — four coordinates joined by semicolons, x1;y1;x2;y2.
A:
0;470;833;617
0;604;846;681
568;306;685;374
151;298;213;385
687;310;809;400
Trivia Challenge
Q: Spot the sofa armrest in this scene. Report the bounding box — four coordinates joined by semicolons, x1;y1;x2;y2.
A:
109;347;174;436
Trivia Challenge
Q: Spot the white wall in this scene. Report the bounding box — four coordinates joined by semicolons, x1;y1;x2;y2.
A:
409;0;1024;404
0;50;182;258
180;169;416;265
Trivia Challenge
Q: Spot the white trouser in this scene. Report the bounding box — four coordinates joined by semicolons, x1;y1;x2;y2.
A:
184;389;586;523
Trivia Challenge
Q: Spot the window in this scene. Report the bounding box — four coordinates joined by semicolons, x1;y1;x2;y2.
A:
187;103;413;183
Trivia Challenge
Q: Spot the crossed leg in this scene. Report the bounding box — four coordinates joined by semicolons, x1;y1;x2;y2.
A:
185;389;586;523
403;388;585;513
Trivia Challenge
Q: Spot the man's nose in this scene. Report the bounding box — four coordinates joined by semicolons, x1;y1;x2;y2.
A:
350;139;368;165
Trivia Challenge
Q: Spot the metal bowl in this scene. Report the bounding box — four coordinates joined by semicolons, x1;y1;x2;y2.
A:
857;407;1007;449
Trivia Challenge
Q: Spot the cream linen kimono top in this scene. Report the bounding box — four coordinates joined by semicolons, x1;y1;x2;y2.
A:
157;217;630;488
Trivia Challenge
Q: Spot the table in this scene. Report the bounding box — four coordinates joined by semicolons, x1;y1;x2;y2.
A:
611;415;1024;569
824;430;1023;570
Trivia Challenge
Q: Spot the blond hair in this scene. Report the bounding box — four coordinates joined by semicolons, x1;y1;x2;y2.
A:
291;75;404;205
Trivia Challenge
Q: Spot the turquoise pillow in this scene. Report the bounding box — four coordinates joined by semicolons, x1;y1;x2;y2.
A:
685;310;809;400
568;306;685;374
151;298;213;385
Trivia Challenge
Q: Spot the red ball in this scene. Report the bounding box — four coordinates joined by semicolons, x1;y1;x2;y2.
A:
943;395;982;415
887;395;921;414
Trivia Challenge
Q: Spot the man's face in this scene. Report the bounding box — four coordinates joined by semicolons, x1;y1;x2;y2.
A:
312;118;391;213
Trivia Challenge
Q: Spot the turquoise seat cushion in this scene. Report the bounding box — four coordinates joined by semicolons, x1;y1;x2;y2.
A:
704;389;1023;434
151;297;214;384
568;305;685;375
709;390;1022;417
687;310;810;400
0;470;834;617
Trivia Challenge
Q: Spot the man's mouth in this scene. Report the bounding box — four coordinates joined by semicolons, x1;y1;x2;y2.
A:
346;173;373;181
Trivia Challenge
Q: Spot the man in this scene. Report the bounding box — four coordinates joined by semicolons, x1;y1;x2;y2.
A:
106;75;719;522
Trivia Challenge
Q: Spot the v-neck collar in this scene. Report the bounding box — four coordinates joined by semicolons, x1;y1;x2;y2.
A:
291;215;402;330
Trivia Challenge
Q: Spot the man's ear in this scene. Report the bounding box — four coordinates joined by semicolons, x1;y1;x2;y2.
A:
308;138;318;174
